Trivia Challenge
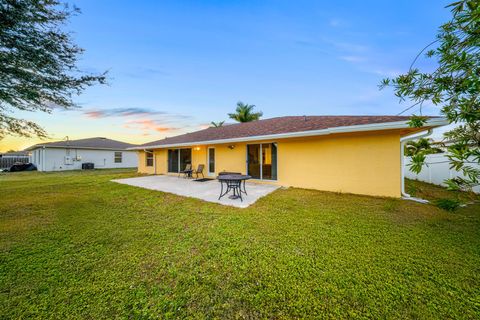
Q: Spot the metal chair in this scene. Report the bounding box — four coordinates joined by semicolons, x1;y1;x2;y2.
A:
193;164;204;179
178;163;192;178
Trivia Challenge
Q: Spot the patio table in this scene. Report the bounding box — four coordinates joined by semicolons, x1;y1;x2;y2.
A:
217;174;251;201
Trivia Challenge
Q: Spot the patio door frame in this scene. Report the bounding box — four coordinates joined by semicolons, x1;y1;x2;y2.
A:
207;147;215;176
168;148;192;173
246;142;278;180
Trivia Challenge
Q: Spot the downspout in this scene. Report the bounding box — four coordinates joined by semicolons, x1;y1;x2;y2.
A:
42;146;46;172
400;129;433;203
153;151;156;174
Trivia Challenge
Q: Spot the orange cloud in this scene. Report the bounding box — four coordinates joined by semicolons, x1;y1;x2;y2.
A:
123;119;178;134
84;111;103;119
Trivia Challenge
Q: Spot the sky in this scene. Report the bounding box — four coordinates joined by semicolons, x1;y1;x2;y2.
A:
1;0;453;152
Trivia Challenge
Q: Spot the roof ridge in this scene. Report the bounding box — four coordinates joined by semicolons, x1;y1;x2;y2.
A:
25;137;138;150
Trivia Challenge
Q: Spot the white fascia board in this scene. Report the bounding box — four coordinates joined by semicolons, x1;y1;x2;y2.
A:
129;118;449;150
25;145;134;151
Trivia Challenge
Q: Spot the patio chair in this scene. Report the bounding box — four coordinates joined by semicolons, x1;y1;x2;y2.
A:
178;163;192;178
193;164;204;179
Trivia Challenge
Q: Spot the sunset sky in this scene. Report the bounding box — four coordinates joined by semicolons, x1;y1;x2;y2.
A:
2;0;451;152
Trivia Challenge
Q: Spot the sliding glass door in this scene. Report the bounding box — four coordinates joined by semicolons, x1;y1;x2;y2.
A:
168;149;191;173
247;145;261;179
247;143;277;180
179;149;192;171
168;149;179;173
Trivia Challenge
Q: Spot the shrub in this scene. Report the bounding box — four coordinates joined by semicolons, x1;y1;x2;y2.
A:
434;198;461;212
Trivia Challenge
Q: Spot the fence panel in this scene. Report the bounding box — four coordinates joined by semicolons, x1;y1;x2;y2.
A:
0;157;30;169
404;153;480;193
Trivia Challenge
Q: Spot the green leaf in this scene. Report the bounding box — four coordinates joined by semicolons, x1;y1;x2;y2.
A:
407;115;428;128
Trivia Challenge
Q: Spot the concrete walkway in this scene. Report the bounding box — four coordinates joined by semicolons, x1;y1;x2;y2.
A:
112;175;280;208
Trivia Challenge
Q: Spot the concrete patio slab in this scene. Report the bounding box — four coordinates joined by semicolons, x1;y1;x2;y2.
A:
112;175;280;208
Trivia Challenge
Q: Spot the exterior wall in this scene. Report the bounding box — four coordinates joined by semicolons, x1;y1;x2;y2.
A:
278;132;401;197
155;149;168;174
138;151;154;174
137;131;402;197
31;147;137;172
212;144;247;174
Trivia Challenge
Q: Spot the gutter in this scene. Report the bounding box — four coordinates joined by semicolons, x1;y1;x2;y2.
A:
25;145;134;151
129;118;449;150
400;129;433;203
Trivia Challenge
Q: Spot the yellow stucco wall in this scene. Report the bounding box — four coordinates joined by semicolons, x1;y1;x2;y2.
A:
278;132;401;197
136;130;402;198
137;151;154;174
155;149;167;174
210;143;247;174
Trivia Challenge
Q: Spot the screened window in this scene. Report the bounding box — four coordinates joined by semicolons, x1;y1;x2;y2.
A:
114;152;122;163
145;151;154;167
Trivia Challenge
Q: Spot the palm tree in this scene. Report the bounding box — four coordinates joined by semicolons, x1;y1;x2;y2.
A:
210;121;225;127
228;101;263;122
405;138;443;156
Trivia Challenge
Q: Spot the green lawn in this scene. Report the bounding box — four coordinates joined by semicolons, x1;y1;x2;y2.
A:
1;169;479;319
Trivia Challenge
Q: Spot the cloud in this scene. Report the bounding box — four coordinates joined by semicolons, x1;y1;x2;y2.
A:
368;67;404;78
81;106;197;136
199;123;211;130
122;67;170;79
83;107;168;119
123;119;179;134
332;41;369;53
339;55;367;63
329;18;349;28
294;38;317;47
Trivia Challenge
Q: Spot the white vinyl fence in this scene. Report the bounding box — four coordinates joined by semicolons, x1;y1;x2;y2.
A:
0;156;30;169
404;153;480;194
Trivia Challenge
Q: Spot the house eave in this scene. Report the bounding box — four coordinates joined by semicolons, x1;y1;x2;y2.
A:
129;118;449;150
25;145;135;151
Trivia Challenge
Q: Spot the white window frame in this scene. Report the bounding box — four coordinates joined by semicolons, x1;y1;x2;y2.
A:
145;150;154;167
114;151;122;163
207;147;215;176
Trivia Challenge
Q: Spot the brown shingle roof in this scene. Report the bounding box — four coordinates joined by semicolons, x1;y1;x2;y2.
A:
137;115;441;148
26;137;137;150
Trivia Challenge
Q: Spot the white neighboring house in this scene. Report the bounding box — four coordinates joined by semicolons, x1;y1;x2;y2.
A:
26;137;138;172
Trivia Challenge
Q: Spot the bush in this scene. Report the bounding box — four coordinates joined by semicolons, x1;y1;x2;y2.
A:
434;198;461;212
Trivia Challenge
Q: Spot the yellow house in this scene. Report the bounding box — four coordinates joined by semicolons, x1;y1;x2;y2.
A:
130;116;447;198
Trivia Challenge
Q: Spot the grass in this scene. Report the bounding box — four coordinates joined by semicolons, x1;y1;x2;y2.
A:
1;169;479;319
